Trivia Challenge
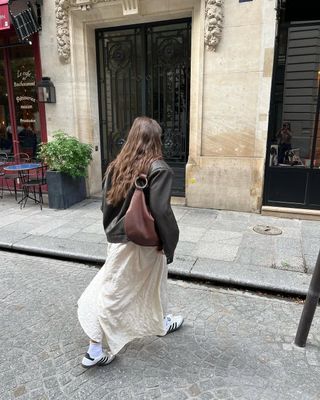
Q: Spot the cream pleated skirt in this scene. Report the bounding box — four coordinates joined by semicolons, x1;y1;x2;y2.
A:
77;242;167;355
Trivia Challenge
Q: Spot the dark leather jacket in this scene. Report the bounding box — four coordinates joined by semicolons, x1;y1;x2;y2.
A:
101;160;179;264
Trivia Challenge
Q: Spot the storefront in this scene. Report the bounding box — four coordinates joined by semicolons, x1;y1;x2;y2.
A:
0;0;46;161
264;1;320;210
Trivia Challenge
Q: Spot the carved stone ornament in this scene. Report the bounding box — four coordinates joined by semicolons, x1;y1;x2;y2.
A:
55;0;137;63
204;0;223;51
55;0;71;63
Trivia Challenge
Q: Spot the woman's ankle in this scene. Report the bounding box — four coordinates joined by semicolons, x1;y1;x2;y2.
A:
88;341;102;358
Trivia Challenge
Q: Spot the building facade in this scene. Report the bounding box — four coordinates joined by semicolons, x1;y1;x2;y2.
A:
4;0;319;214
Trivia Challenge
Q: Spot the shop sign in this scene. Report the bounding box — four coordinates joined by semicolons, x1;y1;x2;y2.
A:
14;69;35;88
0;0;10;31
14;68;36;123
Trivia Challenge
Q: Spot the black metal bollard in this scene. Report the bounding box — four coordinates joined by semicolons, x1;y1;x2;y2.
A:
295;249;320;347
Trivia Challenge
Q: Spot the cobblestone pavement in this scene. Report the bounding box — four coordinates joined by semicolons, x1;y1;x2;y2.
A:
1;251;320;400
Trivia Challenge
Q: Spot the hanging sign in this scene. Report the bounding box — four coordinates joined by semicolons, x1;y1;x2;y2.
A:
0;0;10;31
11;4;40;41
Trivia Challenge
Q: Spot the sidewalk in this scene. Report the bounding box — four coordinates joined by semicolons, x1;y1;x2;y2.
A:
0;192;319;296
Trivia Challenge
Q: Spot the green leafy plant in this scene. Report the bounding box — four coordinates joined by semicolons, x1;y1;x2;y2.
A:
38;130;93;178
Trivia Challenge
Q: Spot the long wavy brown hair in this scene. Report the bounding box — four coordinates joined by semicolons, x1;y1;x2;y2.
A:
106;116;163;205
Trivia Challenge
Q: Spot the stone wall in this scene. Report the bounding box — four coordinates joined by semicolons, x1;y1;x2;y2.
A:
187;0;277;212
39;0;276;209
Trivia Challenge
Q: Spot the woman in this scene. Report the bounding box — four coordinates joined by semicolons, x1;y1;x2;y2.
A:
77;116;182;368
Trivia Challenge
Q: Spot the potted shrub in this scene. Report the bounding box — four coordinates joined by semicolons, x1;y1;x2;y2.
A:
38;130;93;209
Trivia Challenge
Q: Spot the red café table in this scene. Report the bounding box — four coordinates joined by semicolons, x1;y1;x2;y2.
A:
3;163;41;207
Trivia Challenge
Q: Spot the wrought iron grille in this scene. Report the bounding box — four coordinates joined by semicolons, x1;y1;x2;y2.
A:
96;19;191;195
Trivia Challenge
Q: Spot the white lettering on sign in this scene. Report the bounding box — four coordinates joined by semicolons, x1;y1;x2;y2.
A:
16;96;36;103
20;118;36;123
14;81;35;87
17;70;32;81
20;105;33;109
14;69;35;87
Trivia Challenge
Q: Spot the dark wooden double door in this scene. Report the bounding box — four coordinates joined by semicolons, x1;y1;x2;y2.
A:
96;19;191;196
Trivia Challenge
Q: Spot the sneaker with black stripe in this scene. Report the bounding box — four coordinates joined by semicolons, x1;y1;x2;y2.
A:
164;314;184;335
81;352;115;368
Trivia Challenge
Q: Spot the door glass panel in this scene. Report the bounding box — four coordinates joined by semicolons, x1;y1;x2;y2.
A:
313;108;320;167
269;24;320;169
98;27;143;170
146;22;191;195
0;50;12;155
97;20;191;196
9;45;39;159
147;22;190;164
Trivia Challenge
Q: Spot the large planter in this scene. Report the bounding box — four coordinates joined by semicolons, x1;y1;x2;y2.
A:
46;170;87;209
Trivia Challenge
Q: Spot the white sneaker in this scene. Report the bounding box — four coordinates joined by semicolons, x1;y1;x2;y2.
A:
163;314;184;335
81;351;115;368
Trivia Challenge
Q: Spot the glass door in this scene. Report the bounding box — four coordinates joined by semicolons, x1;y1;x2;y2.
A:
264;21;320;209
9;43;40;159
0;30;46;162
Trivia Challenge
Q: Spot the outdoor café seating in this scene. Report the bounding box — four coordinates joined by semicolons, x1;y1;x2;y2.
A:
0;153;47;208
20;163;47;209
3;152;30;201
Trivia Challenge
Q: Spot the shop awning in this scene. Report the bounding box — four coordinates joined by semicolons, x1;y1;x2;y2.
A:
0;0;10;31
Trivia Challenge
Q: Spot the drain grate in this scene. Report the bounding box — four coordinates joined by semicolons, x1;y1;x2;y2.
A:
253;225;282;235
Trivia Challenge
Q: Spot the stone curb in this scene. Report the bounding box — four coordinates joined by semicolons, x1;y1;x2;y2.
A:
0;242;310;297
0;241;105;264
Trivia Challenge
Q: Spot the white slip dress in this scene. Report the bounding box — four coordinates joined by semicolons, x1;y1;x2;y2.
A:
77;241;167;355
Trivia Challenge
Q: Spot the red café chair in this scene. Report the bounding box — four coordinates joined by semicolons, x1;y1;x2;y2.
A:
21;164;47;209
3;152;30;201
0;152;8;199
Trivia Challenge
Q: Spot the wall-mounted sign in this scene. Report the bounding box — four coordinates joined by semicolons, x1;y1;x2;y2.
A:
239;0;253;2
0;0;10;31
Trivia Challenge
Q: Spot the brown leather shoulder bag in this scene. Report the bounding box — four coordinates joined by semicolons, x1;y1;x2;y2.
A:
124;174;160;246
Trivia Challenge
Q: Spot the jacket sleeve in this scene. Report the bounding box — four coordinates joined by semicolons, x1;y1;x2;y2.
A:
148;168;179;264
101;173;118;231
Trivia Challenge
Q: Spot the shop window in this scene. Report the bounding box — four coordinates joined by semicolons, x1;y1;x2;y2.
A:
9;45;39;158
268;23;320;169
264;4;320;209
